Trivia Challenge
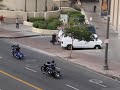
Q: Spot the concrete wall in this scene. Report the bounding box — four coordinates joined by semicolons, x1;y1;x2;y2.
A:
0;9;61;22
3;0;53;12
0;10;27;20
32;27;58;35
110;0;120;34
61;7;77;12
44;10;61;19
53;0;70;7
27;12;44;18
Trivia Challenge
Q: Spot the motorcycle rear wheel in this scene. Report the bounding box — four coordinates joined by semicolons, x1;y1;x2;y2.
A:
54;71;61;78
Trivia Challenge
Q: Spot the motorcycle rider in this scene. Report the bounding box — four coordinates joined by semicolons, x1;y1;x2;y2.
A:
15;44;20;52
51;60;56;70
11;44;20;55
44;62;51;72
11;45;16;56
44;60;56;73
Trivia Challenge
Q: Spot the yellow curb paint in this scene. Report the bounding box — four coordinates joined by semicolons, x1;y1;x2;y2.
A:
0;70;43;90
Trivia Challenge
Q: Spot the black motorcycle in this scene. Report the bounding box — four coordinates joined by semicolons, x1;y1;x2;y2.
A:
11;50;24;60
41;65;61;79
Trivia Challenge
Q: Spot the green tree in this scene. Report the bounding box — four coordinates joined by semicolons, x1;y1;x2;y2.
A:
64;25;92;58
68;11;85;26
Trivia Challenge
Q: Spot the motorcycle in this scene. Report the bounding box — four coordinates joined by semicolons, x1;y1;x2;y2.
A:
41;65;61;79
11;50;24;60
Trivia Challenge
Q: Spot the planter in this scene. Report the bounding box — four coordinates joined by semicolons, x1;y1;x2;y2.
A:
23;21;33;26
32;27;59;35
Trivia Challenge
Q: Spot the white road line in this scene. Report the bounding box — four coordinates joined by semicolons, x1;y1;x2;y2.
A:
66;84;79;90
26;64;38;68
89;79;107;88
25;67;37;72
97;83;107;88
56;67;61;70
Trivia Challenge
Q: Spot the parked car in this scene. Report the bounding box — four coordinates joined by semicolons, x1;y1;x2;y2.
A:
61;34;102;50
87;25;96;34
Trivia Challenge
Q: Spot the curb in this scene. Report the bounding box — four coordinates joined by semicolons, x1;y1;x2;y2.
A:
0;34;51;39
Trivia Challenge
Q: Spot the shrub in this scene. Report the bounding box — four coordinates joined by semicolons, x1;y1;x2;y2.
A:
29;17;45;22
47;19;62;30
33;21;47;29
38;21;47;29
32;17;62;30
33;21;40;28
47;22;56;30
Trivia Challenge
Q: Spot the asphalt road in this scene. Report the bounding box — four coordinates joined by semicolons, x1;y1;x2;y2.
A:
0;39;120;90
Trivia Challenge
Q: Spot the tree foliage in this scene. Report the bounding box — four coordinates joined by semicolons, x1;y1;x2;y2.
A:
69;11;85;25
65;25;92;41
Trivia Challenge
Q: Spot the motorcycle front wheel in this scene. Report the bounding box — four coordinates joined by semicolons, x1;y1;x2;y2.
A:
41;66;45;72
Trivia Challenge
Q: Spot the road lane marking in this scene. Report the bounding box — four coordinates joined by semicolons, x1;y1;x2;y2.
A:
89;79;107;88
25;59;37;62
0;70;42;90
66;84;79;90
25;67;37;72
26;64;38;67
56;67;61;70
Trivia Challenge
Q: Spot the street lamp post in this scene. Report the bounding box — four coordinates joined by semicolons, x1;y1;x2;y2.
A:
104;0;111;70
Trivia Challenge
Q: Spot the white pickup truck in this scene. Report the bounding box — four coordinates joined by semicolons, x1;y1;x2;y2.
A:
61;34;102;50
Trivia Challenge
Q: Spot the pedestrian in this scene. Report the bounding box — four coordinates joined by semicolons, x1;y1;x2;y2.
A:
0;15;1;24
1;15;4;23
16;18;19;28
50;33;57;45
93;5;96;12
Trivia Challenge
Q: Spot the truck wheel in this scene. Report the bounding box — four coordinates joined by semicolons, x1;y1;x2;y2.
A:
67;45;73;50
94;45;101;49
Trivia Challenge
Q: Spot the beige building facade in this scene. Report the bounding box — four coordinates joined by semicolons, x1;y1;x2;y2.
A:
110;0;120;36
3;0;53;12
53;0;70;8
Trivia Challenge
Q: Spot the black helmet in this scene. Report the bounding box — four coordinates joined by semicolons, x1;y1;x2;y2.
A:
47;62;50;64
51;60;55;63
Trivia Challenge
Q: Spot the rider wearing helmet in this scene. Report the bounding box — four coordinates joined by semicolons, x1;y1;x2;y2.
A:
44;60;56;72
15;44;20;52
11;44;20;55
11;45;17;55
44;62;51;72
51;60;56;69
